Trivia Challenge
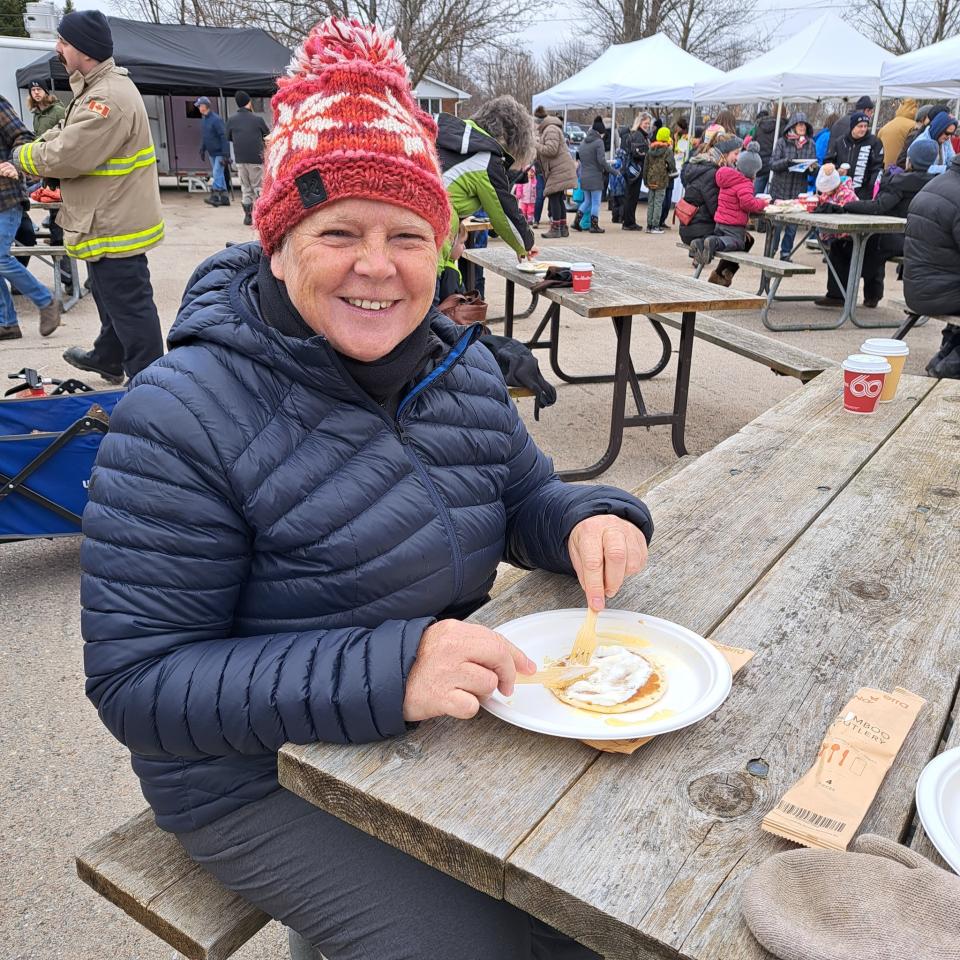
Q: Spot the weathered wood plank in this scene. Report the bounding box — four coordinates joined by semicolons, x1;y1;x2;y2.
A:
505;377;960;960
763;211;906;233
462;244;766;317
649;311;835;382
278;372;933;901
910;704;959;870
702;250;816;276
76;808;270;960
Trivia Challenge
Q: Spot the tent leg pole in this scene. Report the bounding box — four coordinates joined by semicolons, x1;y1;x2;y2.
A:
610;102;616;160
770;95;784;195
872;87;882;133
563;106;568;129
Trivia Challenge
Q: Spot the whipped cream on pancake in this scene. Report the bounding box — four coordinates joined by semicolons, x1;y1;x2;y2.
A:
564;645;653;706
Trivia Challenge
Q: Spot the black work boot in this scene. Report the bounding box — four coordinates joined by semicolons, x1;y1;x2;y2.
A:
62;346;124;384
218;190;231;206
204;190;221;206
242;203;253;226
589;216;605;234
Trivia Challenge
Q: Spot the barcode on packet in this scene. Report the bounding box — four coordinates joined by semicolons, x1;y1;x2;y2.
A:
776;801;847;833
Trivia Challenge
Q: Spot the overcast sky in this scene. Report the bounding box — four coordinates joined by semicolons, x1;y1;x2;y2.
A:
75;0;844;59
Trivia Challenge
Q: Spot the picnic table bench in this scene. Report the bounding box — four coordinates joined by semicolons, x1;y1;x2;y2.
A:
463;244;771;477
13;200;87;311
761;210;907;332
276;369;960;959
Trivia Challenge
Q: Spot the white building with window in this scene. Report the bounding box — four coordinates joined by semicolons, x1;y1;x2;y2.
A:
412;76;470;116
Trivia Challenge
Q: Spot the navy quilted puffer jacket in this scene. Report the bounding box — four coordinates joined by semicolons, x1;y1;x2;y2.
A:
81;243;653;833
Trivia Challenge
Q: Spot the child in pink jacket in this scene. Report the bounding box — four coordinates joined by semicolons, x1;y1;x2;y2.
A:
513;167;537;223
691;143;768;266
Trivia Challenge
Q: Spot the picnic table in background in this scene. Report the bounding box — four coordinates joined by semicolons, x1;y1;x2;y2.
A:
462;244;764;478
279;369;960;959
761;209;906;331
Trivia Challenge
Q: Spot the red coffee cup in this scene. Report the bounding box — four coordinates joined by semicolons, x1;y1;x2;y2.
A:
842;354;891;414
571;262;593;293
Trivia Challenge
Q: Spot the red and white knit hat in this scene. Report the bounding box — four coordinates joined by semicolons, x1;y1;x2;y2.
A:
255;18;450;255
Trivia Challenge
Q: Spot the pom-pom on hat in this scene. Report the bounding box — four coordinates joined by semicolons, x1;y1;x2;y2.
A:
255;18;450;256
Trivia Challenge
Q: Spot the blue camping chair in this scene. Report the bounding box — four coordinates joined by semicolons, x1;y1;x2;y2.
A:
0;380;123;540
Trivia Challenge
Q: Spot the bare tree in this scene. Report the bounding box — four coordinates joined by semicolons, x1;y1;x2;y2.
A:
539;38;601;90
115;0;248;26
850;0;960;53
237;0;544;85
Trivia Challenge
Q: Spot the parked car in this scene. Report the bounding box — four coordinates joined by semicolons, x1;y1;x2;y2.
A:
565;122;586;145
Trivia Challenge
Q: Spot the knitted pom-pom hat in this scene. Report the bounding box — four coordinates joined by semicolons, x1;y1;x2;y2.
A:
255;18;450;255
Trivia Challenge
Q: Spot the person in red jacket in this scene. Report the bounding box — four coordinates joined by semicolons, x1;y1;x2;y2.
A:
690;142;767;266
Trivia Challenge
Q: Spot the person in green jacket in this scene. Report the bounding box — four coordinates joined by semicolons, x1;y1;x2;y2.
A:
28;81;66;137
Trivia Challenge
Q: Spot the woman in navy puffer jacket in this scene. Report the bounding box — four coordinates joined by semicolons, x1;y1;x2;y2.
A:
81;18;652;960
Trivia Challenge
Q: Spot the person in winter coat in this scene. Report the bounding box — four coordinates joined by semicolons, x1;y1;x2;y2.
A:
621;111;653;230
679;135;748;285
4;11;164;378
642;127;676;233
912;111;957;174
751;108;787;191
513;166;537;222
896;104;939;167
196;96;231;207
690;143;767;266
79;19;653;960
226;91;270;225
0;93;58;341
825;111;884;201
436;96;535;261
903;152;960;377
536;112;577;238
768;112;818;260
814;114;838;167
573;124;613;233
816;139;940;308
828;95;875;154
27;80;66;137
877;99;918;170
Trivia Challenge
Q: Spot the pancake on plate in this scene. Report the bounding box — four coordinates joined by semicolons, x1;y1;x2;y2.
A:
550;644;667;714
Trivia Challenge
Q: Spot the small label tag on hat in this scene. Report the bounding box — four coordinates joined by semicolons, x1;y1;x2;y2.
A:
295;169;327;209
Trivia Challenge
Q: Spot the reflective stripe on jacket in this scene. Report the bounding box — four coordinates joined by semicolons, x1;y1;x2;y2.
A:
12;59;163;261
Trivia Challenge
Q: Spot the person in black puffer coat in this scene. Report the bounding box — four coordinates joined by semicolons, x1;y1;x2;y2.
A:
826;111;884;201
80;20;652;960
903;153;960;378
751;108;785;192
621;112;652;230
679;136;753;285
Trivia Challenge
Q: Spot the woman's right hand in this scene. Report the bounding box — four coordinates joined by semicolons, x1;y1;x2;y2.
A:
402;620;536;722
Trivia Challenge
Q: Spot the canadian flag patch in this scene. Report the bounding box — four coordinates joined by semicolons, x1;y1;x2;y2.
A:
87;98;110;118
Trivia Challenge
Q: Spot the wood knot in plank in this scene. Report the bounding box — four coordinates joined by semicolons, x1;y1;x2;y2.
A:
847;580;890;601
687;772;755;818
391;739;424;761
930;486;958;498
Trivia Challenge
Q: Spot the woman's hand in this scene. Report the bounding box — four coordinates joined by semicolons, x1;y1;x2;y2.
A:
568;515;649;611
403;620;536;722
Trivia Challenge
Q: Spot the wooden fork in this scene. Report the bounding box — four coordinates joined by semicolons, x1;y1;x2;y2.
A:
567;607;599;665
514;663;597;689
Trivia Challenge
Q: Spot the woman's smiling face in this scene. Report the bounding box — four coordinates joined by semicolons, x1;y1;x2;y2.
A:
270;197;440;362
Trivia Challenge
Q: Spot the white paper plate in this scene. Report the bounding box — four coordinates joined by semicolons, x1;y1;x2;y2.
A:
517;260;572;273
481;608;732;740
916;746;960;874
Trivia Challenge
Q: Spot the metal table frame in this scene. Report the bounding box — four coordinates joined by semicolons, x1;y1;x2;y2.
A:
761;211;906;331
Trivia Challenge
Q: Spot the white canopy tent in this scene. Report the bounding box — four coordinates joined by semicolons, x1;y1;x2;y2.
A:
533;34;723;110
692;13;894;105
879;35;960;101
532;34;722;158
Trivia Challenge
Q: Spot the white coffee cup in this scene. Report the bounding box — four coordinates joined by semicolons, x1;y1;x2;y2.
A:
860;338;909;403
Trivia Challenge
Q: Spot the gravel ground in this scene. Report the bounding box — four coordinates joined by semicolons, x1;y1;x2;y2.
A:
0;191;942;959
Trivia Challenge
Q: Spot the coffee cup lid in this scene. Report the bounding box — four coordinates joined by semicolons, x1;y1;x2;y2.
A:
570;262;593;271
842;353;892;374
860;337;909;357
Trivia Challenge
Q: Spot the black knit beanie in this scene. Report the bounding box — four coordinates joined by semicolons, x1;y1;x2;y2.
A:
58;11;113;62
235;91;251;108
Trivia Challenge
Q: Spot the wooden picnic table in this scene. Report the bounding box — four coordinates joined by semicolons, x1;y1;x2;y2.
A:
278;369;960;959
762;209;906;331
462;243;764;479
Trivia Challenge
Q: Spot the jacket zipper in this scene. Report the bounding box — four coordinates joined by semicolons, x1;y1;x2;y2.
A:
392;327;479;602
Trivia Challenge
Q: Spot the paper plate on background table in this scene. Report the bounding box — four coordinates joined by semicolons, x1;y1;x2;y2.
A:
915;746;960;874
482;608;732;740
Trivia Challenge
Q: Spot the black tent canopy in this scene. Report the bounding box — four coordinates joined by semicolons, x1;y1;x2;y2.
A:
16;16;291;96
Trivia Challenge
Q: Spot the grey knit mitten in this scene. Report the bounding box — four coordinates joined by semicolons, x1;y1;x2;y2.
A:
742;834;960;960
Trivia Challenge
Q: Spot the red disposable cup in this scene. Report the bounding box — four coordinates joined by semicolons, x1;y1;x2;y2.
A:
571;262;593;293
842;354;891;414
